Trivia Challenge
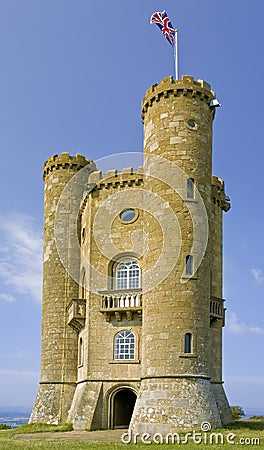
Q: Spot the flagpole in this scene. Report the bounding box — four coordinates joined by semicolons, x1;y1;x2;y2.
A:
174;30;179;80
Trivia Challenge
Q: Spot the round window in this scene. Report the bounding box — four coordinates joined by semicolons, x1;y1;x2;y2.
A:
186;118;198;131
120;208;136;222
187;119;196;128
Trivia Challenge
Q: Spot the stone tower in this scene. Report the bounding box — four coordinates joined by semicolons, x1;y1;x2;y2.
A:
30;75;232;432
130;76;232;434
30;153;94;423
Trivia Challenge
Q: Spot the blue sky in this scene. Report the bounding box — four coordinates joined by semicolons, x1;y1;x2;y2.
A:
0;0;263;412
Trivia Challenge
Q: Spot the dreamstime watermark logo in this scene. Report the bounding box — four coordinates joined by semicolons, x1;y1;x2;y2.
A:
121;422;261;445
200;421;212;432
54;152;209;293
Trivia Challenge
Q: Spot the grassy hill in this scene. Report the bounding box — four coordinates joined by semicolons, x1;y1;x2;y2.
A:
0;419;263;449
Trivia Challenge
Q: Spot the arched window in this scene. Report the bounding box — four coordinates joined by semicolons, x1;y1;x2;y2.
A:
187;178;194;199
184;333;192;353
114;330;135;360
185;255;193;276
81;270;86;299
116;261;140;289
78;337;83;366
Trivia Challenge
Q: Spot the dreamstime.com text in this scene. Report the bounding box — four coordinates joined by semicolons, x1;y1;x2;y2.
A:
121;422;260;445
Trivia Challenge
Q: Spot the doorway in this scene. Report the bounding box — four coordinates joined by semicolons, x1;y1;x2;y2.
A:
113;388;137;429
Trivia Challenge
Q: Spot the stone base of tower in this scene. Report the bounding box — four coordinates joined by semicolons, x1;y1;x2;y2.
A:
211;382;234;425
67;381;103;430
29;383;76;424
129;377;222;434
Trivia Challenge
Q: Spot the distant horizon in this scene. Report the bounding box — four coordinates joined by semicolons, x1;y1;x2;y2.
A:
1;405;264;414
0;405;263;429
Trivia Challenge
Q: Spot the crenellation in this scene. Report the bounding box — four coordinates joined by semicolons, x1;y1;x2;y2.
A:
105;169;117;178
88;170;102;184
43;152;92;180
142;75;215;122
121;167;133;174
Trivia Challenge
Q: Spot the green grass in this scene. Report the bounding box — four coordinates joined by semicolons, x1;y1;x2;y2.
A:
0;420;263;450
12;422;73;434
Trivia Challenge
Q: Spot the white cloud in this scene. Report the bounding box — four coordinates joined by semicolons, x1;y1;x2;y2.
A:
0;214;43;302
0;350;29;359
251;268;264;284
0;293;15;302
227;312;264;335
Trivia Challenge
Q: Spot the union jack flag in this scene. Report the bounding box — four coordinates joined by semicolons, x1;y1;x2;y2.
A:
150;11;177;47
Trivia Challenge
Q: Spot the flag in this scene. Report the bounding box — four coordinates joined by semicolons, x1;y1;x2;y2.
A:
150;11;177;47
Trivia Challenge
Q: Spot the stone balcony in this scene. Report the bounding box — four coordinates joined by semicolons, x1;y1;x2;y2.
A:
99;289;142;322
67;299;86;331
210;296;225;324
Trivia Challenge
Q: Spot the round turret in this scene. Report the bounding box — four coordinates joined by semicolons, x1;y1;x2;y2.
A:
131;76;223;433
30;152;93;424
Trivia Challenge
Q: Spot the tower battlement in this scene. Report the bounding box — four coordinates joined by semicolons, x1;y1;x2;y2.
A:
80;166;144;214
212;175;231;212
142;75;216;121
43;152;92;180
212;174;225;190
87;166;144;186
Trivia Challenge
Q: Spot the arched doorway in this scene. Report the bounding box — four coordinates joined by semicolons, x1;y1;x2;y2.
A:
112;388;137;429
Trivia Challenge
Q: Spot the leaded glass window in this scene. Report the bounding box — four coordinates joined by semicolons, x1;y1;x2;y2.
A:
116;261;140;289
114;330;135;360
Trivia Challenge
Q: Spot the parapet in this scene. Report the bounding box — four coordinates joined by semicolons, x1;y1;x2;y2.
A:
142;75;216;122
43;152;93;180
88;166;143;189
212;175;231;212
80;166;144;213
212;175;225;191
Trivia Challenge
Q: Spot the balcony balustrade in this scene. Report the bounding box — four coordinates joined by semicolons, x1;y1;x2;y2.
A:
67;294;224;326
210;296;225;324
99;289;142;321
